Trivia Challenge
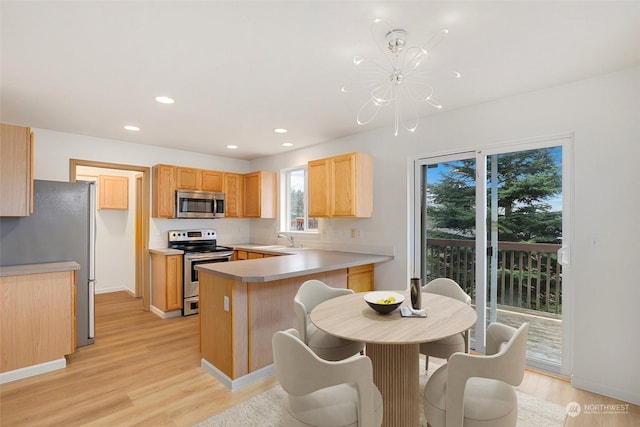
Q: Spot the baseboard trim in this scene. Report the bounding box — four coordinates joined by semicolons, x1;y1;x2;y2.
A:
150;305;181;319
95;286;135;295
0;358;66;384
571;375;640;406
201;358;275;391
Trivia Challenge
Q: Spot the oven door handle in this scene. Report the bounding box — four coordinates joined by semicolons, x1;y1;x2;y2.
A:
185;252;233;260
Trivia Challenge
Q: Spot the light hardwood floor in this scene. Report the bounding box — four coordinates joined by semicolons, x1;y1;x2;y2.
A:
1;291;637;426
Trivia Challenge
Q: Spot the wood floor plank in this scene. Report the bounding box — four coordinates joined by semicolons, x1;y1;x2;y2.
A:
1;291;637;427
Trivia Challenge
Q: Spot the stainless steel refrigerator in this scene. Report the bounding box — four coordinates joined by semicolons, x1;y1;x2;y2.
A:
0;179;96;347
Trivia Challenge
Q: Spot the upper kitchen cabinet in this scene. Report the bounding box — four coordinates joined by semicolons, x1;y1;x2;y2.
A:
152;164;175;218
0;123;34;217
308;158;331;218
308;152;373;218
202;170;224;192
224;172;243;217
243;171;276;218
98;175;128;210
175;167;201;191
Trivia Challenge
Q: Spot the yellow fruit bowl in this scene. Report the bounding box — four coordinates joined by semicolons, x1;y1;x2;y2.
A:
364;291;405;315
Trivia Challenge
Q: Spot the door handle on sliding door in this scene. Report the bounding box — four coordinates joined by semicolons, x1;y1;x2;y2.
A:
557;246;570;265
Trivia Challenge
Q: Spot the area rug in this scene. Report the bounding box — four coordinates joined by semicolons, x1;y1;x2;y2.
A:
195;370;567;427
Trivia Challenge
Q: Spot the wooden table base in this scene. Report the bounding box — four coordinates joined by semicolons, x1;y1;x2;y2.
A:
366;342;420;427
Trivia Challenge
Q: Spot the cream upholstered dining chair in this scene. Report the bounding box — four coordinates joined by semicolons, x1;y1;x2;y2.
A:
272;328;383;427
419;278;472;370
294;279;365;361
423;322;529;427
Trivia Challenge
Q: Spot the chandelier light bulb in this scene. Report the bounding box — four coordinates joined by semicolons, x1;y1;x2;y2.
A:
342;20;458;135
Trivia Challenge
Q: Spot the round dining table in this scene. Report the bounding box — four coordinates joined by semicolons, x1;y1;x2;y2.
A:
310;291;477;427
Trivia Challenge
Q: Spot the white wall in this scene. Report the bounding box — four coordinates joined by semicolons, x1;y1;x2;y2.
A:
34;131;254;298
77;167;138;294
251;67;640;405
30;67;640;404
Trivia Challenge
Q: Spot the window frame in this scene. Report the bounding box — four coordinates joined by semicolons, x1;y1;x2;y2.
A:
279;165;318;234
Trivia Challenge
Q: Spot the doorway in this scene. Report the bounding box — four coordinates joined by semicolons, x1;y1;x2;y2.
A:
412;135;572;375
70;159;151;311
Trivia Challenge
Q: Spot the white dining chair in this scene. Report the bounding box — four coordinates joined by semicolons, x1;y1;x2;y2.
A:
419;278;471;370
272;328;383;427
294;279;365;360
423;322;529;427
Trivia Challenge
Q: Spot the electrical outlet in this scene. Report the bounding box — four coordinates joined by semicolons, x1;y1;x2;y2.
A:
350;228;362;239
223;296;230;312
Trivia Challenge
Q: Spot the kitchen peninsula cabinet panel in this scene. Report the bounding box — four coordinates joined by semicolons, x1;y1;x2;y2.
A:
0;123;34;217
308;152;373;218
243;171;276;218
202;170;224;192
175;167;202;191
347;264;374;293
151;253;183;312
224;173;243;217
152;164;175;218
98;175;128;210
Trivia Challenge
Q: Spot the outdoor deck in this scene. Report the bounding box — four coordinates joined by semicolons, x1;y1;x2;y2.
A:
470;307;562;365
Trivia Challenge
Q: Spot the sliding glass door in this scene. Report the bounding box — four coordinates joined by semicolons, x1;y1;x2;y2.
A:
413;136;571;373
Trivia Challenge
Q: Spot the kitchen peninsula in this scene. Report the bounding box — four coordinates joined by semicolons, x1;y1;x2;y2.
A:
195;248;392;389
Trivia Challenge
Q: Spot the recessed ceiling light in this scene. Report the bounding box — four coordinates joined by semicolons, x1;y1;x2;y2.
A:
124;125;140;131
155;96;175;104
281;142;293;147
226;145;238;149
273;128;288;134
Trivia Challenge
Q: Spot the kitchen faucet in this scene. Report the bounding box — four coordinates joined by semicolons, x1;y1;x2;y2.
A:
277;233;294;247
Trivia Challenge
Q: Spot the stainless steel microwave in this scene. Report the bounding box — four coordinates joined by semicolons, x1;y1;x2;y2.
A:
175;190;225;218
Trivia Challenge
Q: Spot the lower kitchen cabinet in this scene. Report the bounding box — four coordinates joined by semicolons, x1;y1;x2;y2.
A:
347;263;374;292
0;262;77;375
151;253;183;312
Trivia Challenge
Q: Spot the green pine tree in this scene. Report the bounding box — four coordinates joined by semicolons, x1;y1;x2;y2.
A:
427;148;561;243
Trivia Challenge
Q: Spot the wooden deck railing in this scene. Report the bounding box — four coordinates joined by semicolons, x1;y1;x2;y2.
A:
425;238;562;314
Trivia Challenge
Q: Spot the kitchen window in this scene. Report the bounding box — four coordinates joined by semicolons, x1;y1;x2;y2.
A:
280;166;318;232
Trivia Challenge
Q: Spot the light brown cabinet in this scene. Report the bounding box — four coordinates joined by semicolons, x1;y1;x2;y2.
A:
202;170;224;192
308;152;373;218
98;175;129;210
248;252;264;259
151;253;183;312
152;164;176;218
175;167;201;190
1;123;34;217
224;173;244;217
243;171;276;218
0;266;76;373
152;163;276;219
308;158;331;218
347;263;374;293
235;249;280;260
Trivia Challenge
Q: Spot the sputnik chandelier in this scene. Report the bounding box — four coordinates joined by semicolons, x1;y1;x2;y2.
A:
341;19;459;136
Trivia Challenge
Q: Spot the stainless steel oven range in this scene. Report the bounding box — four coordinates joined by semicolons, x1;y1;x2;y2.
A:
168;229;233;316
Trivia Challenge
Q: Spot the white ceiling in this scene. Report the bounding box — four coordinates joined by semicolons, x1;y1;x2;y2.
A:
2;1;639;160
